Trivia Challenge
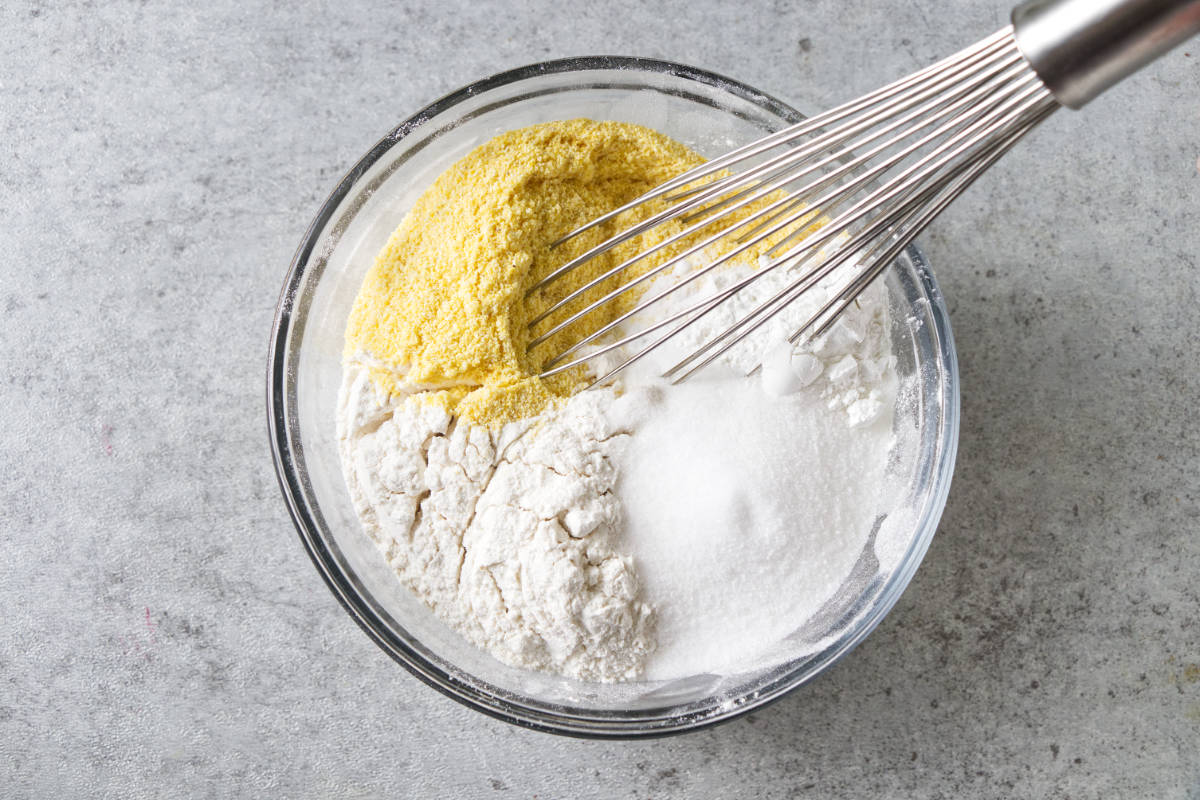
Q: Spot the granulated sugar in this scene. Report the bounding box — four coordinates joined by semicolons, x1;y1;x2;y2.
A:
613;371;892;679
607;265;896;679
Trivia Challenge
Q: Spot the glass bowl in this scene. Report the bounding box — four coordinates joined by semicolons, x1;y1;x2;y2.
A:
267;57;959;738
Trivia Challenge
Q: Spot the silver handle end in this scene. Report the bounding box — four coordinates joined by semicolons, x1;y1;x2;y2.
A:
1013;0;1200;108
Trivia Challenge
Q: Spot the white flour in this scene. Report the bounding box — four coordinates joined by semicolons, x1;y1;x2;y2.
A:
338;368;654;682
338;257;899;682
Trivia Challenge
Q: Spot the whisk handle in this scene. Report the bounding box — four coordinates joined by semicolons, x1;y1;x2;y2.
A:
1012;0;1200;108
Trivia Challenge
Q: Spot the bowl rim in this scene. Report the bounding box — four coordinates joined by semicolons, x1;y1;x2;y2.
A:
267;55;960;739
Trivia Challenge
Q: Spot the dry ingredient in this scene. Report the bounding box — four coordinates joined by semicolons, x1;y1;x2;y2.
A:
338;119;898;682
338;367;654;681
344;119;709;427
606;258;896;680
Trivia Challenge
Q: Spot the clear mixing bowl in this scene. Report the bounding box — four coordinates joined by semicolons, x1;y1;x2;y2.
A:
267;57;959;738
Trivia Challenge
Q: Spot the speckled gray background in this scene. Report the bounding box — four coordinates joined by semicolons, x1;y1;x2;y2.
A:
2;0;1198;797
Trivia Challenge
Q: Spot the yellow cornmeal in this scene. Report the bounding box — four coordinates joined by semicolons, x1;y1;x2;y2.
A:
345;118;811;427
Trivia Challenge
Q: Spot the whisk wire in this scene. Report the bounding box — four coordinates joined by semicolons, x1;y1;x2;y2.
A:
527;29;1022;297
545;73;1051;373
540;27;1017;257
578;100;1055;391
666;103;1059;383
530;56;1037;358
532;26;1070;386
670;44;1029;224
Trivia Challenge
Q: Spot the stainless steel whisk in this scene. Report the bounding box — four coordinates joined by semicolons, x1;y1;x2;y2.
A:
528;0;1200;385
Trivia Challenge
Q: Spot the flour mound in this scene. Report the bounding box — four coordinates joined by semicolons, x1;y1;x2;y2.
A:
337;366;655;682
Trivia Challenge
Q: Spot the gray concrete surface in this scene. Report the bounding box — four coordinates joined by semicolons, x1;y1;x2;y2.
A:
2;0;1198;797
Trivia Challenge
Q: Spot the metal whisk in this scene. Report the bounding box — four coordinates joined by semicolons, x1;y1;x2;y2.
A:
529;0;1200;385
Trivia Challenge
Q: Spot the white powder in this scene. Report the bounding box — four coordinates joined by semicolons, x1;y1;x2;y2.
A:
612;375;892;679
338;368;654;682
338;255;899;682
596;255;897;679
